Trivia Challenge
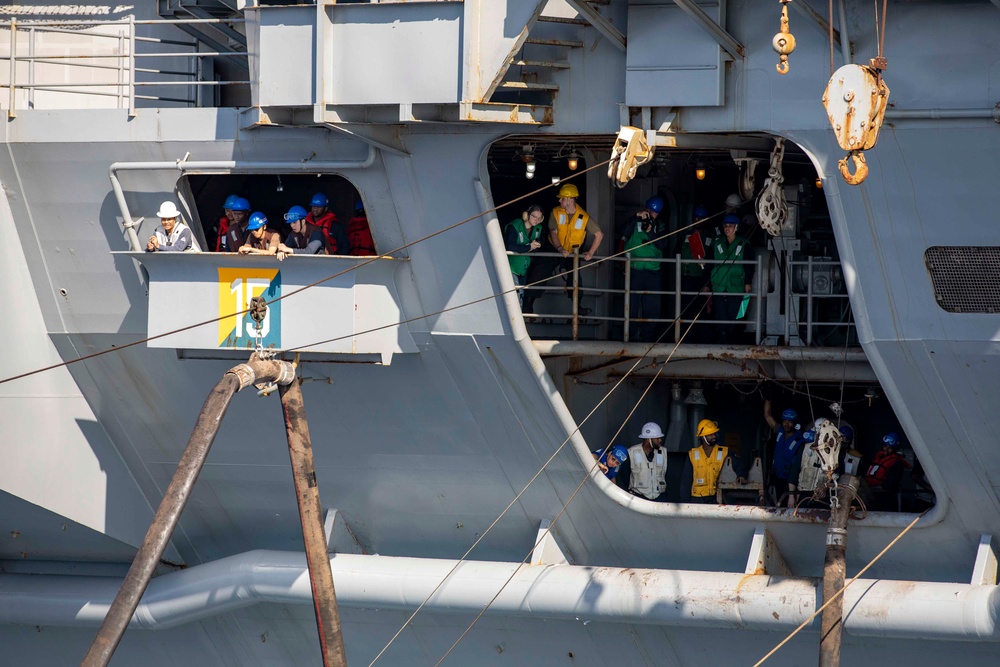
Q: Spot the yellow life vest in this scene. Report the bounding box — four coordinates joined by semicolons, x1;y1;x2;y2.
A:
553;206;590;250
688;445;729;497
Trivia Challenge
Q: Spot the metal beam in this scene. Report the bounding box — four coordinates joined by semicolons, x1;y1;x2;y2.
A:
565;0;626;52
534;341;867;362
321;122;410;158
672;0;744;60
179;4;247;48
789;0;842;47
174;24;248;71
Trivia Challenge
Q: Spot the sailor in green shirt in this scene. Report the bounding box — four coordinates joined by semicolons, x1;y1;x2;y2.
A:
504;205;544;308
621;196;667;341
710;214;754;343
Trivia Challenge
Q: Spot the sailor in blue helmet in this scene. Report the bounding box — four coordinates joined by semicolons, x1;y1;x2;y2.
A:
865;431;911;510
215;194;240;251
621;196;667;341
277;205;328;260
592;445;629;482
788;428;825;508
222;196;252;252
619;196;668;341
763;399;804;506
237;212;280;256
709;213;754;343
305;192;349;255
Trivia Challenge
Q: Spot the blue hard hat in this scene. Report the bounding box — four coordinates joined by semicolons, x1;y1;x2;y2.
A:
284;205;308;223
803;430;816;442
247;212;268;231
694;205;709;219
231;197;250;212
310;193;329;207
781;409;798;421
646;196;664;214
354;200;365;214
883;432;900;447
723;213;740;226
840;425;854;440
223;194;240;210
610;445;629;464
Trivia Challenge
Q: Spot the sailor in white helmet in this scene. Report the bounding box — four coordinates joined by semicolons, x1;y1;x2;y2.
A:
621;422;668;501
145;200;201;252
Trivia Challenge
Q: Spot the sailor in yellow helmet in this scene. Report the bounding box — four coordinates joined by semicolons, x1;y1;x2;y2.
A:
682;419;730;504
548;183;604;261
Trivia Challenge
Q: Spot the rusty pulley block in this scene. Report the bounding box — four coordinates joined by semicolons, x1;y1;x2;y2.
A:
822;64;890;185
608;126;654;188
772;0;796;74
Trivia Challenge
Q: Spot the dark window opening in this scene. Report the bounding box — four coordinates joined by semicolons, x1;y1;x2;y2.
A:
183;173;372;256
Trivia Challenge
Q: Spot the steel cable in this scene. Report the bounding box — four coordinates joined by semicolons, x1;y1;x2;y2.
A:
0;160;613;386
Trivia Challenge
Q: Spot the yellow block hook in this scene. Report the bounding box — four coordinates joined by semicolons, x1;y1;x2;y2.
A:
838;151;869;185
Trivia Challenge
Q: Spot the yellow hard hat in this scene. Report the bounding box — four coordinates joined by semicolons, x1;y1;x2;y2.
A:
696;419;720;437
557;183;579;199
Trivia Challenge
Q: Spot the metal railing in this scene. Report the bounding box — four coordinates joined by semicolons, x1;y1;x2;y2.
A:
1;17;249;117
509;250;856;346
786;257;854;346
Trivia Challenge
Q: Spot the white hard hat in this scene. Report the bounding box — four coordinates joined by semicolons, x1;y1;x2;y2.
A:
725;193;742;208
639;422;664;439
157;201;181;219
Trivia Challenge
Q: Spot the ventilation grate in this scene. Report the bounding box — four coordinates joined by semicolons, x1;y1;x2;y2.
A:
925;246;1000;313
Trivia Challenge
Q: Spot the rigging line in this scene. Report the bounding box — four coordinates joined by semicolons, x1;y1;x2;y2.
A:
431;310;704;667
879;0;888;59
366;298;709;667
369;221;747;664
751;509;928;667
836;309;853;427
829;0;835;76
286;211;730;353
0;160;612;387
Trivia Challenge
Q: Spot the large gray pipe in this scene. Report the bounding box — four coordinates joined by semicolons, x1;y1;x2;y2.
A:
664;382;686;452
2;550;999;641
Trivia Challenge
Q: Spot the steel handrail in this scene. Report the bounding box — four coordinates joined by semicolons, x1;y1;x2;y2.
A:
508;250;854;345
2;16;248;115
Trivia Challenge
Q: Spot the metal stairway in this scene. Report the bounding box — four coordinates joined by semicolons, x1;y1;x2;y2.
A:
473;0;605;125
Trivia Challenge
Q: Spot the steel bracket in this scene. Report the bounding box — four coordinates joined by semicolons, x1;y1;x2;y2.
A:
745;526;791;576
531;519;572;566
323;509;365;555
971;534;998;585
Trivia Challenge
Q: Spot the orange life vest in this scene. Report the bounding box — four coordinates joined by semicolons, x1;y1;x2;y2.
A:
347;215;376;256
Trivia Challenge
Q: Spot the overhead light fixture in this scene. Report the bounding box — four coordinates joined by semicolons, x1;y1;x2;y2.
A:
815;177;823;189
276;175;284;192
567;150;580;171
551;176;561;185
521;144;537;180
695;162;707;181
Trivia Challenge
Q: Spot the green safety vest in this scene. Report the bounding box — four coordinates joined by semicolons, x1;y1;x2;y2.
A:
624;226;662;271
710;237;748;292
505;217;542;276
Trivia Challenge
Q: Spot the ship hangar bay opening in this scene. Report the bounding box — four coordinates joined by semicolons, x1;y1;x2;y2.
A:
488;135;933;512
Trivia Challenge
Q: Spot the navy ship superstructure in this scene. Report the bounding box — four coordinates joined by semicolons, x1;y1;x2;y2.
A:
1;1;1000;665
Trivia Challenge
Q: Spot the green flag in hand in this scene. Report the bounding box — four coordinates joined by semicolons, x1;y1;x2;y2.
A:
737;294;751;320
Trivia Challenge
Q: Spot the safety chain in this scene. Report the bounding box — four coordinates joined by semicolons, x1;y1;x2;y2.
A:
247;296;279;395
772;0;796;74
827;475;840;510
756;138;788;236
